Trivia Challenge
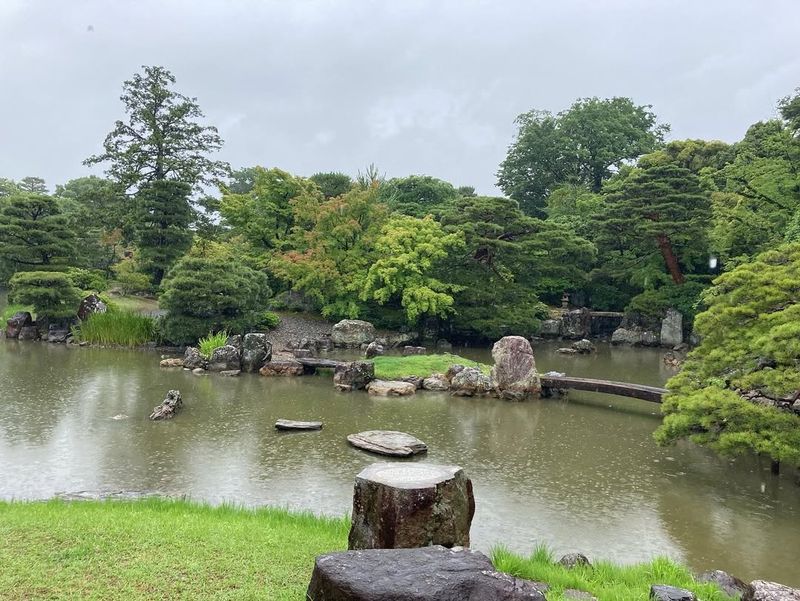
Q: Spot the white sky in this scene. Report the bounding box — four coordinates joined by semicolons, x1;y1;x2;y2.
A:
1;0;798;194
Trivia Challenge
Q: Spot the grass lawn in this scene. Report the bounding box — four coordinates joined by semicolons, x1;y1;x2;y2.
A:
372;353;491;379
106;294;161;315
0;499;348;600
492;545;734;601
0;499;733;600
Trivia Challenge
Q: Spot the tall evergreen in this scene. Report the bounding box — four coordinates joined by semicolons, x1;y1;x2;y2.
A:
595;164;710;285
135;180;194;286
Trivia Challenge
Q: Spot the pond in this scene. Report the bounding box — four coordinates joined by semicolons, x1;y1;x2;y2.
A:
0;333;798;586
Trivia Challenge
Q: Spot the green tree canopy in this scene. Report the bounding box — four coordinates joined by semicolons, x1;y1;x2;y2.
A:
159;249;271;344
593;164;710;285
362;215;464;323
309;172;353;198
271;187;388;319
9;271;82;322
656;243;800;466
84;65;228;193
376;175;459;217
220;167;323;254
135;180;194;286
498;97;668;216
0;194;76;276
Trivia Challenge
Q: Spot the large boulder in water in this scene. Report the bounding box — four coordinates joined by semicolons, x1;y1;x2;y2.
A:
149;390;183;420
490;336;541;400
334;361;374;391
307;546;546;601
207;344;242;372
331;319;376;348
183;346;205;370
5;311;32;339
77;294;107;321
241;333;272;373
259;359;304;376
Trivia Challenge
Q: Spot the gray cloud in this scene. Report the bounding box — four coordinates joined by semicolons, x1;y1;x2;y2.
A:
1;0;798;195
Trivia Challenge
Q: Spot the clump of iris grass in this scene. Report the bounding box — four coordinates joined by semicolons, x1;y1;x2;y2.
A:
198;330;229;358
73;309;158;347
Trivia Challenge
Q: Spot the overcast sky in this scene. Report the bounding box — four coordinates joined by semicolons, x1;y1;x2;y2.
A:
1;0;798;195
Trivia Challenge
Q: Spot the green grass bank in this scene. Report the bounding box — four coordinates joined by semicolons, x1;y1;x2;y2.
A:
372;353;490;379
0;499;734;600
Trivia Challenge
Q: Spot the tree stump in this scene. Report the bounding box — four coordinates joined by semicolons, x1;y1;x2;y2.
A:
348;462;475;550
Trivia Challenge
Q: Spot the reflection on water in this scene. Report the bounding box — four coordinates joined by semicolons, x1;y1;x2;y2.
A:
0;338;797;585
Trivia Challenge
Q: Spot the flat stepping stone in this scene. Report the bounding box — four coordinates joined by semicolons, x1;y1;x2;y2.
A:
347;430;427;457
275;419;323;431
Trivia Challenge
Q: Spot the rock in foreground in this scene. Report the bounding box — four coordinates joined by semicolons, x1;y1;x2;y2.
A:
241;333;272;372
347;430;427;457
348;463;474;551
649;585;696;601
149;390;183;420
333;361;375;391
307;545;545;601
696;570;750;599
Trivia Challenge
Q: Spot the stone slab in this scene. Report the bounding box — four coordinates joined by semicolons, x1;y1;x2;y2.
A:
347;430;427;457
275;419;323;431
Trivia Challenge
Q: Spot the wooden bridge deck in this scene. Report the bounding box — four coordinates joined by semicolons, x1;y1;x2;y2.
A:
294;358;666;403
540;375;666;403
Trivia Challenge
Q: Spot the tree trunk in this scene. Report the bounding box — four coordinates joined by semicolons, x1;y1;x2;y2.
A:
655;234;685;285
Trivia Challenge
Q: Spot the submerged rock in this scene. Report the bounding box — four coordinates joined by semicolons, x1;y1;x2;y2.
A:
159;358;184;368
275;419;323;431
149;390;183;420
347;430;427;457
557;347;578;355
307;546;545;601
571;339;596;353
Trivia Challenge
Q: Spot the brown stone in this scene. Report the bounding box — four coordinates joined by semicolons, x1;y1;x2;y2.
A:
259;359;304;376
149;390;182;420
348;463;475;550
422;373;449;391
77;294;107;321
491;335;541;400
159;358;184;368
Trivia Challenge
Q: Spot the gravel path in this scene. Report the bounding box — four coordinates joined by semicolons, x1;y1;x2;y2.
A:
269;312;334;352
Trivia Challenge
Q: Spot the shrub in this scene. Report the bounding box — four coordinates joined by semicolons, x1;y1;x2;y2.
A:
159;255;271;345
9;271;82;322
113;258;152;295
259;311;281;329
66;267;108;292
625;280;709;322
74;311;157;346
198;331;228;358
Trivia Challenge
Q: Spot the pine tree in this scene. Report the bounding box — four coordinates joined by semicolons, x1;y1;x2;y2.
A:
595;164;710;284
135;180;194;286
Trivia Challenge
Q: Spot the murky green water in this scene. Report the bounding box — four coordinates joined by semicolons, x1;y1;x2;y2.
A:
0;324;798;585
